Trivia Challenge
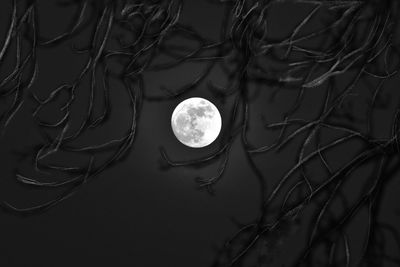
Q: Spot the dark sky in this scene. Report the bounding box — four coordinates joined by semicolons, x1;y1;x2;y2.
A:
0;1;400;267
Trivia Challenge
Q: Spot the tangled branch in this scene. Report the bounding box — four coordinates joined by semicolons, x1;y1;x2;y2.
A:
0;0;399;266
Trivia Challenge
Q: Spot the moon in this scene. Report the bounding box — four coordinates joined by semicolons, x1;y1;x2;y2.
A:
171;97;222;148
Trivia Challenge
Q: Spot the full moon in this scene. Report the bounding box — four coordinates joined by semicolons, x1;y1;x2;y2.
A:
171;97;222;148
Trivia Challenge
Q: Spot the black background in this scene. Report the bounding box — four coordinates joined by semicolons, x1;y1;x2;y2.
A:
1;0;400;267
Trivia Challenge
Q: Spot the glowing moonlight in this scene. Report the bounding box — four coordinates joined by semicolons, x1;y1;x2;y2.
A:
171;97;222;148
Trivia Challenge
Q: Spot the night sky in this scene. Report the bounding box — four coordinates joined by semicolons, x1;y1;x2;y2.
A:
0;1;400;266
